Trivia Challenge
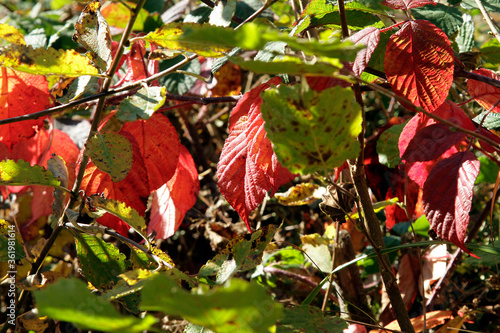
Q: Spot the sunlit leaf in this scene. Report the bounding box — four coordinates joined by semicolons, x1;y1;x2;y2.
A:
73;0;113;72
0;23;25;45
0;69;49;149
85;132;133;182
349;27;381;77
260;84;362;174
0;159;60;187
275;183;322;206
87;195;148;243
141;275;283;333
34;278;156;332
117;86;167;122
74;233;128;290
0;44;100;77
148;145;199;240
209;0;237;27
382;0;436;10
385;20;454;113
412;3;463;37
467;68;500;112
217;77;295;230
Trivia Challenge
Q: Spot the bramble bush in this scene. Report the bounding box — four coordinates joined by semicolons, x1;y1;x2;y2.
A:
1;0;500;332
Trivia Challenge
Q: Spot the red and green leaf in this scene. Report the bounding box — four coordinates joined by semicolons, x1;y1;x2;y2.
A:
385;20;454;113
217;77;295;232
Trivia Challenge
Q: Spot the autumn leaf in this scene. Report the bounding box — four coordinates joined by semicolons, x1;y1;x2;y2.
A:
148;145;200;239
349;27;381;77
467;68;500;112
382;0;437;10
385;20;453;113
119;112;180;192
0;23;25;45
73;0;113;72
217;77;296;232
423;151;480;256
79;131;149;236
0;68;49;150
260;84;362;174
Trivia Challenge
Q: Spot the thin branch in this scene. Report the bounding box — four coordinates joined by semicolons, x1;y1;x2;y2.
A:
474;0;500;44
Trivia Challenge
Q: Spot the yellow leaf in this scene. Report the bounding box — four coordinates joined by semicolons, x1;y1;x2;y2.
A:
0;44;99;77
0;23;25;45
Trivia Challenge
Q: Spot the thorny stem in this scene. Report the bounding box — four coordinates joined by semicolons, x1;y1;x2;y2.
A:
337;0;414;331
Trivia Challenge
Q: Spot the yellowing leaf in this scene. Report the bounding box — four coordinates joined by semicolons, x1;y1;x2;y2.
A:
0;159;60;188
144;23;232;57
47;155;70;221
0;44;99;77
260;84;362;174
275;183;322;206
73;0;113;72
87;195;149;246
85;132;133;182
0;23;25;45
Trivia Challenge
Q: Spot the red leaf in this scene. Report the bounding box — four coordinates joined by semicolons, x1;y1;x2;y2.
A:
467;68;500;112
349;27;381;77
423;151;480;256
402;123;466;163
217;77;296;232
79;131;149;236
120;112;180;192
399;101;476;187
0;68;50;150
148;145;200;239
382;0;436;10
385;20;453;113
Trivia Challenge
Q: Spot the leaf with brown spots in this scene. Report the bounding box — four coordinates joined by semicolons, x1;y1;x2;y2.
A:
260;84;362;174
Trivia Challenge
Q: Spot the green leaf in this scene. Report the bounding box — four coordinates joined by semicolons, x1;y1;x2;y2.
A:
455;14;474;53
209;0;237;27
264;247;305;269
146;22;360;60
0;220;25;261
74;233;128;290
117;86;167;121
58;75;100;103
461;0;500;12
231;56;349;78
0;44;99;77
480;39;500;65
160;56;201;95
276;305;347;333
476;155;500;184
199;225;277;284
474;110;500;130
412;3;463;37
294;0;385;34
34;278;156;332
349;198;399;219
255;41;287;62
260;84;362;174
85;132;133;182
413;214;430;238
141;275;283;333
466;243;500;266
101;2;151;31
86;196;149;243
377;122;406;168
0;159;60;188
